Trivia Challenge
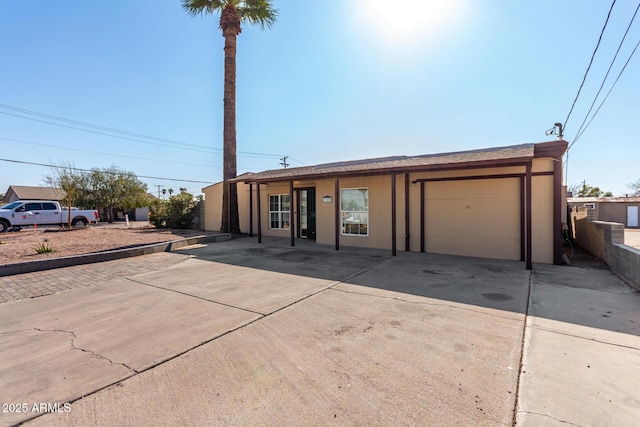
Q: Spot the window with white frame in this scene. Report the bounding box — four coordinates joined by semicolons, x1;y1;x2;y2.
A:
341;188;368;236
269;194;290;230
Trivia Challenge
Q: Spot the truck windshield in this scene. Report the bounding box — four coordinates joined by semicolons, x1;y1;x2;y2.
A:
1;202;23;210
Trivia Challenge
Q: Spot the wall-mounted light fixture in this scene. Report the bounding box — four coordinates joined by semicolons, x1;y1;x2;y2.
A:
322;195;332;203
411;181;417;187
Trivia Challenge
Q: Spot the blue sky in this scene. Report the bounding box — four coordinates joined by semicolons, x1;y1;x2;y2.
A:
1;0;638;198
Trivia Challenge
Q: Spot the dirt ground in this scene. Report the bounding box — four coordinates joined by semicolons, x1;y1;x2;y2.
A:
0;223;220;265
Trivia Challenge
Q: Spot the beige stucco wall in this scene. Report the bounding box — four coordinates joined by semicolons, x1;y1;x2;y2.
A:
203;181;252;233
531;175;554;263
531;158;555;264
315;179;337;246
207;157;559;263
259;182;293;239
255;177;394;249
203;182;223;232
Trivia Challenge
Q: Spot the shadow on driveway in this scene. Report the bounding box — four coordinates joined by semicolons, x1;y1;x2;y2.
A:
178;235;639;338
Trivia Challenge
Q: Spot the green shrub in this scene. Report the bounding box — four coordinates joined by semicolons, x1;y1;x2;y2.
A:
148;198;168;228
35;239;57;254
149;190;198;229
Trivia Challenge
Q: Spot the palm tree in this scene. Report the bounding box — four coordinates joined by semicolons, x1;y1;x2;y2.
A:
182;0;277;234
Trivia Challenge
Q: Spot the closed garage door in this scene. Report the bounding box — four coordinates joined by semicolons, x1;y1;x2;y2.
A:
425;178;521;260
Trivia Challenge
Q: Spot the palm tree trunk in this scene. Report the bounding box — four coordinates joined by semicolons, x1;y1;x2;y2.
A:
221;6;241;234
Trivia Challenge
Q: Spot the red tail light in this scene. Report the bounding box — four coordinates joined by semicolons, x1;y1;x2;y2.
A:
94;211;99;219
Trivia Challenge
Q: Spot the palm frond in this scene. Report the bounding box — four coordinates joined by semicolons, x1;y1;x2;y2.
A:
237;0;278;29
181;0;227;16
182;0;277;30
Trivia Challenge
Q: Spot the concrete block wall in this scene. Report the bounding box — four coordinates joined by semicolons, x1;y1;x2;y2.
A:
573;209;606;260
572;210;640;291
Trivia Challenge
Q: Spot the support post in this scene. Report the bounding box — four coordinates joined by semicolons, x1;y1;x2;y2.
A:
553;157;562;265
227;181;231;234
257;183;262;244
520;176;525;262
526;162;532;270
391;174;397;256
249;183;253;237
420;181;425;253
404;174;410;251
335;177;340;251
290;181;295;247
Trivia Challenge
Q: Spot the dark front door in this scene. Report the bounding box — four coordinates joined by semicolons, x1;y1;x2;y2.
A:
300;189;316;240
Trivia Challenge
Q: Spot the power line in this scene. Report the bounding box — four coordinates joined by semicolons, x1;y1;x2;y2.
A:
571;1;640;143
286;156;306;166
0;104;295;160
0;110;218;154
563;0;617;132
0;136;218;169
569;36;640;150
1;135;292;175
0;158;213;184
0;103;211;151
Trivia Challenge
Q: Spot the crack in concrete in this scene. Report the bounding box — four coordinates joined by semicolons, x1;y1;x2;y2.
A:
328;287;523;322
123;277;267;316
511;269;533;426
0;328;34;335
34;328;138;374
517;410;586;426
525;325;640;351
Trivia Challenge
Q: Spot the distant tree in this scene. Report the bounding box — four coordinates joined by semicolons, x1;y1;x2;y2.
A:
43;162;86;227
43;162;83;207
629;178;640;197
81;167;148;222
149;189;199;229
569;182;612;197
182;0;277;234
45;164;148;222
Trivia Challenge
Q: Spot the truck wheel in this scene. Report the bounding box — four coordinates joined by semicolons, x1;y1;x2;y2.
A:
0;221;9;232
72;218;88;228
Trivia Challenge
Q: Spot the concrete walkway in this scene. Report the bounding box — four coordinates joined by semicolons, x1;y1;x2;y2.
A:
0;237;638;426
625;228;640;249
517;264;640;426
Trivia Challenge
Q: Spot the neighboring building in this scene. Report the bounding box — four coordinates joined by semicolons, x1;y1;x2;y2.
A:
2;185;66;204
203;140;568;269
568;197;640;228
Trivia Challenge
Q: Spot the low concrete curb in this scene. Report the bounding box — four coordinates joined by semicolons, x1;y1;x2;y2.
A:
0;233;231;277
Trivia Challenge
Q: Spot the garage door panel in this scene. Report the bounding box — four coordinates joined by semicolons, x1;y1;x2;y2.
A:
427;217;518;240
426;179;518;199
426;234;520;260
425;179;520;260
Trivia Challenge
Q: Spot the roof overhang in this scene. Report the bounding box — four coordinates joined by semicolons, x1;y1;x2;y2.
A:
231;140;568;184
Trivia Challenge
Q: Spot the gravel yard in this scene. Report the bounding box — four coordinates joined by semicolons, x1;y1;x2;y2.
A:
0;223;219;265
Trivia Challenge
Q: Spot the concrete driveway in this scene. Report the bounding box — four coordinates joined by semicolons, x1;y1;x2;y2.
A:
0;237;638;426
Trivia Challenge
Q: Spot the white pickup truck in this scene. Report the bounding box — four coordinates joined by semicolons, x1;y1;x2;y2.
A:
0;200;99;232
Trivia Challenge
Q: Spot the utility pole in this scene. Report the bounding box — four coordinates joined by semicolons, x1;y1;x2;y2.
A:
155;184;164;198
280;156;289;169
